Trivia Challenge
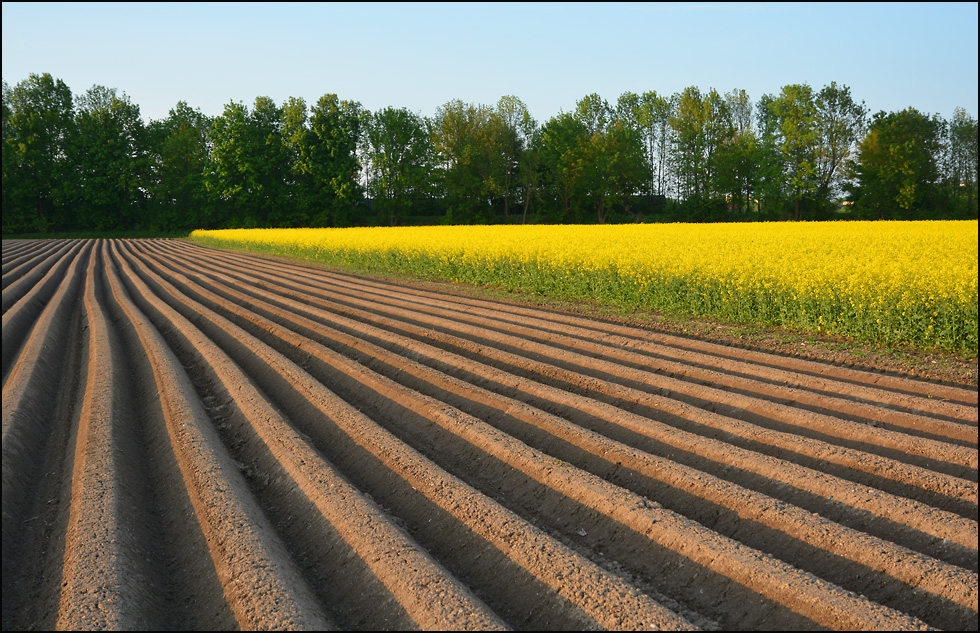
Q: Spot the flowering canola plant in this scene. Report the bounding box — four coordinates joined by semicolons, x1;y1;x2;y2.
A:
190;221;979;354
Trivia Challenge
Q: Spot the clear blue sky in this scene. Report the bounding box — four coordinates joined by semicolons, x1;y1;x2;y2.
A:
3;1;977;125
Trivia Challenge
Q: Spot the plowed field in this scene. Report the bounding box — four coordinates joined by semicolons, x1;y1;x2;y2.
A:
2;238;977;631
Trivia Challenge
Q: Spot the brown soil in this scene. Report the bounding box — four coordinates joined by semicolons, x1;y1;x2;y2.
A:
2;238;977;631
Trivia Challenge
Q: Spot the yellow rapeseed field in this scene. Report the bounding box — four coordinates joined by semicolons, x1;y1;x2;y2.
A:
190;221;979;353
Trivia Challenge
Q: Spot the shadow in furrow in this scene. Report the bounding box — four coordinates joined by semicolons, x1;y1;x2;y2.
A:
124;246;618;631
1;263;86;632
175;238;976;407
100;243;241;630
147;241;980;558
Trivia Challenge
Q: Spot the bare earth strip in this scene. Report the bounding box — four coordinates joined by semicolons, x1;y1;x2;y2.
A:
2;238;977;631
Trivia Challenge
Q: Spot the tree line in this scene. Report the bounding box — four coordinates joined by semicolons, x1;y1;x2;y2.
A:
3;72;977;235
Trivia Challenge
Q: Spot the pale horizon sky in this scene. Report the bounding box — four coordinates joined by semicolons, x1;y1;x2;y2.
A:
3;2;977;125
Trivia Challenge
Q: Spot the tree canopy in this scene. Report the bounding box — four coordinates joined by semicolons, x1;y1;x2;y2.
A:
2;73;977;235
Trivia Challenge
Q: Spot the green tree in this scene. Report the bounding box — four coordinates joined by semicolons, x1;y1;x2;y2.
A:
574;93;620;222
280;96;314;227
814;82;868;214
432;99;506;223
847;108;945;219
69;85;147;230
362;107;435;225
496;95;536;222
588;117;650;223
539;111;589;222
771;83;819;220
945;107;978;217
574;93;611;137
307;94;365;226
651;92;677;201
2;73;75;233
540;93;650;224
517;122;544;223
635;91;675;201
250;96;291;226
615;91;641;131
207;100;256;226
1;80;12;230
146;101;211;230
754;93;790;219
670;87;731;217
715;89;759;217
206;96;293;227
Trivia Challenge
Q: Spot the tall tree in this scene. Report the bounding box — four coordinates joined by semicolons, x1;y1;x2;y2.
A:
70;85;147;230
670;86;731;214
587;117;650;223
572;93;615;220
847;108;945;219
431;99;506;223
814;82;868;212
634;90;678;208
946;107;979;217
496;95;535;222
754;93;790;218
280;96;313;226
362;106;435;226
2;73;75;233
146;100;210;230
518;122;544;223
771;83;819;220
574;93;612;136
306;94;365;226
539;111;589;222
553;93;651;223
615;91;642;131
635;91;660;198
248;96;291;226
715;89;759;216
207;100;258;226
651;92;677;200
1;80;12;230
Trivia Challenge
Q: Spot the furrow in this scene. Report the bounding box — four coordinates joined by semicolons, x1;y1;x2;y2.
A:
2;240;87;381
2;240;91;558
265;275;977;474
1;242;89;631
55;240;247;629
55;242;155;629
268;260;978;430
1;238;57;268
102;241;334;630
370;272;979;411
1;239;78;312
310;292;979;499
132;243;938;630
173;239;976;408
1;238;40;257
2;238;68;286
134;241;980;628
5;238;977;631
157;240;979;551
113;241;509;631
94;240;244;630
0;240;38;267
124;239;701;631
166;246;978;514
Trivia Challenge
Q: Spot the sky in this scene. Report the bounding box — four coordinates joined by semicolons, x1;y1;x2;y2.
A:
2;1;977;125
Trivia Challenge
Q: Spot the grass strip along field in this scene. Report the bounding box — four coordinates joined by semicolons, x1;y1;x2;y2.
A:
191;221;979;355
